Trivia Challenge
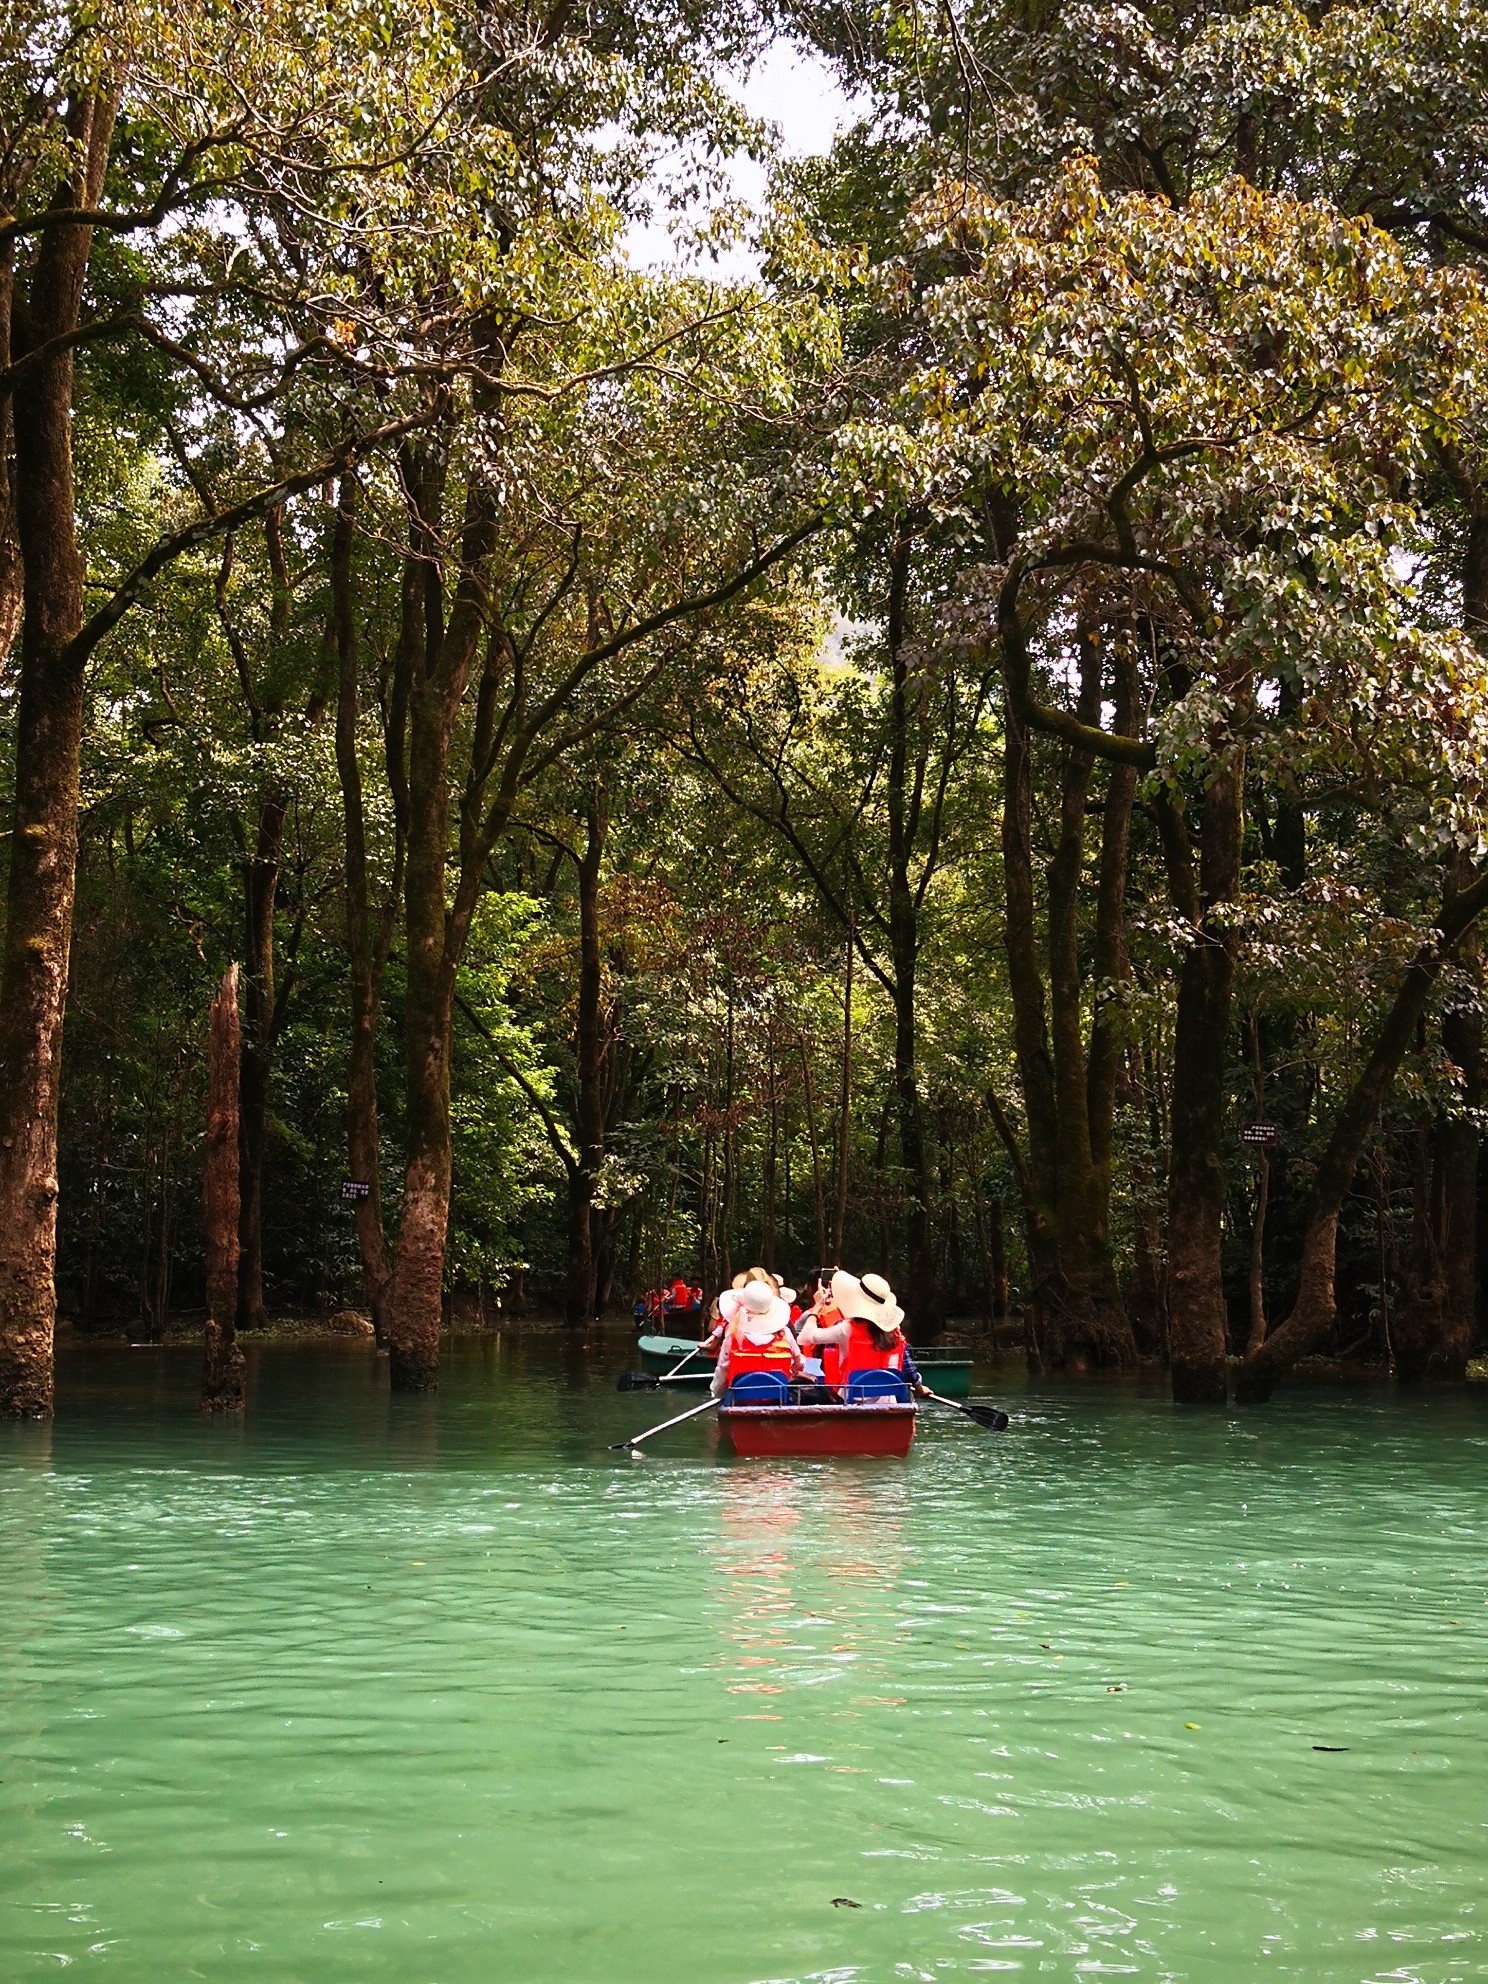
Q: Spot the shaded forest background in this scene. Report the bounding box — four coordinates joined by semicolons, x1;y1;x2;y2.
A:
5;0;1488;1410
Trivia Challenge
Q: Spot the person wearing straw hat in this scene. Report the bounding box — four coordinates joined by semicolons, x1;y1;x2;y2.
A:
699;1266;795;1358
797;1269;925;1393
710;1280;806;1397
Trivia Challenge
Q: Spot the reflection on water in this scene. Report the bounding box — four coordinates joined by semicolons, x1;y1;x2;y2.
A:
0;1336;1486;1983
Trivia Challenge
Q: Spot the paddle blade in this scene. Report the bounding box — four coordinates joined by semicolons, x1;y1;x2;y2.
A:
966;1402;1010;1431
616;1371;661;1392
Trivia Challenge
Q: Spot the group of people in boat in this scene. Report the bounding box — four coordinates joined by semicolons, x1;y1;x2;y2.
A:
633;1276;704;1328
699;1265;925;1401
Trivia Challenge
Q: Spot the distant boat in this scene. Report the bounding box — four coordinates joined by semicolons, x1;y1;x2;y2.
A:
637;1334;716;1386
913;1346;973;1397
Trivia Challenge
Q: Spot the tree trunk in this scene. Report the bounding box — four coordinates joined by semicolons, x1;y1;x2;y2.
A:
1041;630;1135;1366
236;792;286;1332
799;1039;826;1263
0;95;116;1418
333;473;397;1342
565;794;606;1325
1237;866;1488;1402
1394;1004;1481;1382
1245;1147;1270;1358
384;429;496;1391
1160;760;1243;1405
999;617;1136;1367
386;670;462;1389
763;1024;778;1272
988;1195;1009;1318
202;967;246;1411
0;247;21;668
885;541;939;1324
833;921;853;1258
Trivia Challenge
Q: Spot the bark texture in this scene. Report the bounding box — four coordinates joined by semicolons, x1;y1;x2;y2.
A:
201;967;246;1412
1160;762;1243;1405
0;94;115;1418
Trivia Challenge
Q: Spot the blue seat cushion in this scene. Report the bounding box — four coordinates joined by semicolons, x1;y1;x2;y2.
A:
725;1371;791;1406
845;1368;911;1404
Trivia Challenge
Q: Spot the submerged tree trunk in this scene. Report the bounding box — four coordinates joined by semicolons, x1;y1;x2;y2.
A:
833;922;853;1259
0;249;20;668
385;423;499;1389
1394;1003;1481;1383
334;472;402;1344
1160;759;1243;1405
999;616;1137;1368
884;541;940;1326
0;95;116;1418
386;671;465;1389
202;967;246;1411
236;792;287;1332
1237;867;1488;1402
565;794;607;1326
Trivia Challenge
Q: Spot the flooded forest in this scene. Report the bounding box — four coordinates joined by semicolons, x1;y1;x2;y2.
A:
4;0;1488;1414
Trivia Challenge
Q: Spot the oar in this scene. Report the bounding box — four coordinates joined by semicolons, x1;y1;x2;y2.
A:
616;1340;712;1392
922;1387;1010;1433
610;1394;719;1452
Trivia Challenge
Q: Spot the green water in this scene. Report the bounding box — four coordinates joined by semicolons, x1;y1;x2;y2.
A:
2;1340;1486;1983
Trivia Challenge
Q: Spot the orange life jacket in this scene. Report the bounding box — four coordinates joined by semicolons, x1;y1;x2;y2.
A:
812;1302;846;1384
725;1317;797;1382
842;1317;905;1378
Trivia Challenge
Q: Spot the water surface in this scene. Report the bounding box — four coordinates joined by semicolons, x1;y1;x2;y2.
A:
2;1338;1486;1982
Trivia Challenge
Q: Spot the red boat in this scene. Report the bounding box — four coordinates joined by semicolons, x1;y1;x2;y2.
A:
719;1399;917;1459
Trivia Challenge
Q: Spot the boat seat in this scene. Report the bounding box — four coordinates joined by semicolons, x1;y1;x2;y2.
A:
845;1368;912;1404
725;1372;792;1407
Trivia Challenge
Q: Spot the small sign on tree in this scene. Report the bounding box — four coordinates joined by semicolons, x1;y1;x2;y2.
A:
341;1180;372;1203
1241;1122;1280;1148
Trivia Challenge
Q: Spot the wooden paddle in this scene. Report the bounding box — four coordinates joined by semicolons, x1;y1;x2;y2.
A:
610;1394;719;1451
615;1340;711;1392
922;1387;1010;1432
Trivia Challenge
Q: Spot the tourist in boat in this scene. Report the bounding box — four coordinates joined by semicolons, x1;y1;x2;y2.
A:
797;1270;926;1393
709;1280;806;1396
792;1267;843;1381
701;1267;795;1348
790;1268;833;1328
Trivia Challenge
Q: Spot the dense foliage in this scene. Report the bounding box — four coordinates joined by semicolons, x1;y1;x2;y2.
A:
4;0;1488;1409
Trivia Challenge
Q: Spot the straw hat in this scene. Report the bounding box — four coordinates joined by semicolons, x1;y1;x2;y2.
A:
730;1265;795;1304
831;1269;905;1334
738;1279;791;1343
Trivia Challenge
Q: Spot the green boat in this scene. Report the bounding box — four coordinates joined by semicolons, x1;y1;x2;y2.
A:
913;1347;974;1397
637;1334;717;1386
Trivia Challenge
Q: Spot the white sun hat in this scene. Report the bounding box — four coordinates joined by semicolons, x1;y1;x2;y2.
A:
831;1269;905;1334
738;1279;792;1343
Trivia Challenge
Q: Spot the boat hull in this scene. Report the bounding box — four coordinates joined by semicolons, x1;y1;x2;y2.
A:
637;1335;716;1384
720;1402;917;1458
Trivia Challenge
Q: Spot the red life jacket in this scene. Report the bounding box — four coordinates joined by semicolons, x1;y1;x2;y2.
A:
725;1318;797;1381
813;1303;846;1384
842;1317;905;1377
